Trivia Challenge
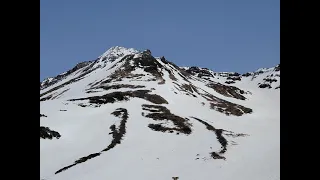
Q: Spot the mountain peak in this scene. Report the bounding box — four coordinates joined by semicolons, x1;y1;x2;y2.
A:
41;46;279;180
98;46;139;59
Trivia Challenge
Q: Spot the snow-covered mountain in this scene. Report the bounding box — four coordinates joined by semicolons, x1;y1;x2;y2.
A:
40;46;280;180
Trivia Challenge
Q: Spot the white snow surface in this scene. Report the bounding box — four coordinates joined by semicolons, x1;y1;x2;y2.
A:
41;47;280;180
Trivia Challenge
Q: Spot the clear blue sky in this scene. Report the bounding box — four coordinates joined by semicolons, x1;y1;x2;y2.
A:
40;0;279;81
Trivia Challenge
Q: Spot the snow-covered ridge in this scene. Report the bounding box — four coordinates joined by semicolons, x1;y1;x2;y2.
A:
41;46;280;91
41;77;54;87
98;46;139;58
40;46;139;90
42;77;54;84
97;46;139;63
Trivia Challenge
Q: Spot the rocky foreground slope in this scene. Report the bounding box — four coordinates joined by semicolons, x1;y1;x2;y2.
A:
40;46;280;180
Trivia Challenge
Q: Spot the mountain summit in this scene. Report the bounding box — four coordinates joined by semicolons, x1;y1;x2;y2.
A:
40;47;280;180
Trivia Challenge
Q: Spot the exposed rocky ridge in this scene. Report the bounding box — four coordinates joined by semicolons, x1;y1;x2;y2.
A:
41;61;93;90
185;66;213;78
41;47;280;93
181;64;280;89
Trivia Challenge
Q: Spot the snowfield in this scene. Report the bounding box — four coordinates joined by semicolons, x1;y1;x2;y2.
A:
40;47;280;180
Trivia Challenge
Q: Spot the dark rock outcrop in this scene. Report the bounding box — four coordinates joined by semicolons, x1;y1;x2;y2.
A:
69;90;168;105
186;67;213;78
142;104;192;134
40;126;61;139
206;83;246;100
259;84;272;89
242;72;252;77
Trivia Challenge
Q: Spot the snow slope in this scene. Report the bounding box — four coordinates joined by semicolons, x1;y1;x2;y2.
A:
40;47;280;180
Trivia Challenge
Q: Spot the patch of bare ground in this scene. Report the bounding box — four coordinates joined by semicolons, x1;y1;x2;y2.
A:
87;84;146;92
202;77;214;82
242;72;252;77
210;102;252;116
229;72;241;76
171;82;252;116
86;90;102;94
259;84;272;89
106;53;183;84
179;67;192;77
108;55;135;81
198;88;252;116
227;76;241;81
40;126;61;139
137;51;166;83
110;54;135;69
142;104;192;135
173;82;198;97
40;114;47;118
256;70;265;75
225;81;235;84
223;131;248;138
210;152;226;160
191;117;248;160
77;103;101;108
55;108;129;174
40;95;52;101
185;66;213;78
100;78;113;84
206;83;246;100
263;78;278;83
102;108;128;151
181;83;199;94
169;72;178;81
179;84;253;116
69;90;168;105
126;74;146;81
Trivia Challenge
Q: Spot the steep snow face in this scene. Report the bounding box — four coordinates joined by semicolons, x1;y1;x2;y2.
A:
40;48;280;180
